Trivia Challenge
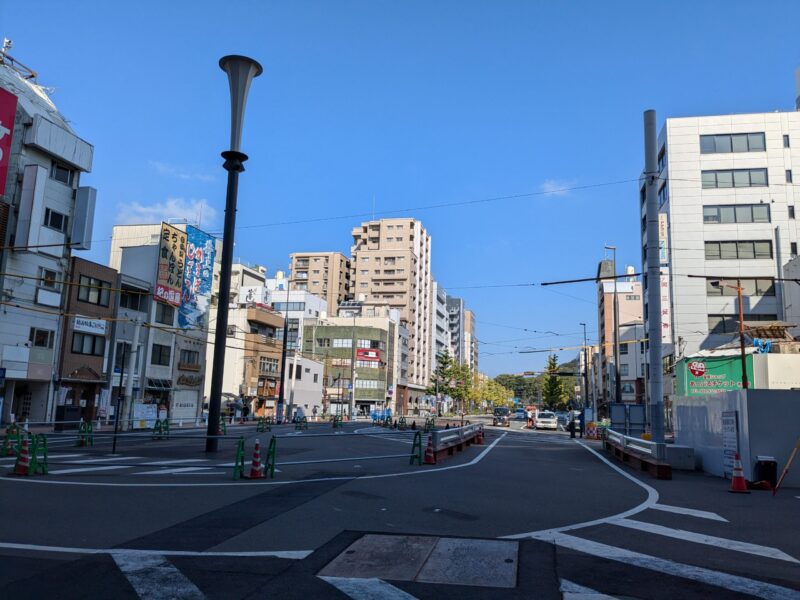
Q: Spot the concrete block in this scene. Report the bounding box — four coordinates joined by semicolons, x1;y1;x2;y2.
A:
666;444;696;471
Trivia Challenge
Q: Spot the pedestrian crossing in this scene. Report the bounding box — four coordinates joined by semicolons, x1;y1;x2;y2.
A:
1;452;230;477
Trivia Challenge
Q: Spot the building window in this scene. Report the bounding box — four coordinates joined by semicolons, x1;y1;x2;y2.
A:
155;302;175;325
151;344;171;366
787;170;794;184
657;146;667;172
701;169;768;188
620;364;629;377
119;286;146;312
708;313;777;335
313;373;318;383
703;204;770;224
330;357;351;366
699;133;765;154
790;206;796;219
50;161;75;186
625;295;640;301
43;208;68;233
179;349;199;365
72;332;105;356
355;379;381;389
29;327;54;348
620;344;629;355
658;182;668;205
38;267;60;290
784;135;791;148
272;302;305;312
704;240;772;260
356;360;380;368
114;342;141;371
294;364;302;380
706;278;774;297
77;275;111;306
333;338;352;348
259;357;279;374
792;242;798;257
317;338;331;347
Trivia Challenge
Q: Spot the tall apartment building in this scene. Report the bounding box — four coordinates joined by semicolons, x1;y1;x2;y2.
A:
289;251;351;316
644;83;800;394
464;309;477;373
596;262;643;405
446;295;465;364
430;280;451;371
0;56;96;424
351;218;432;403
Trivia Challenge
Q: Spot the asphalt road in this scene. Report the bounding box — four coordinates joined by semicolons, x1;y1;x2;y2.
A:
1;418;798;599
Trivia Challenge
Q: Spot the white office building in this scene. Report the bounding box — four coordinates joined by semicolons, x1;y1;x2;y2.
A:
430;280;451;371
643;77;800;394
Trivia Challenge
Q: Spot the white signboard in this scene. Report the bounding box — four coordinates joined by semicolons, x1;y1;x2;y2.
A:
658;213;669;266
659;269;671;343
240;286;270;306
132;403;158;429
722;410;739;478
74;316;107;335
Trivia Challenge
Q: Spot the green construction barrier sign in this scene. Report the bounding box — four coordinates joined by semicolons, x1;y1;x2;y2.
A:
676;355;753;396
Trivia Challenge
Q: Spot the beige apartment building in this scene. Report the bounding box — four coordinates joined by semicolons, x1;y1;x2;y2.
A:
289;252;351;316
350;219;432;401
464;309;477;373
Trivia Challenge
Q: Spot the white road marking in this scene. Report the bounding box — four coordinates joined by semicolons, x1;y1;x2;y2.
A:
135;467;213;475
560;579;619;599
113;553;204;599
0;431;506;487
49;465;132;475
611;518;799;564
650;503;728;522
140;459;208;466
502;440;658;539
319;576;418;599
70;456;142;464
534;532;800;600
0;541;311;559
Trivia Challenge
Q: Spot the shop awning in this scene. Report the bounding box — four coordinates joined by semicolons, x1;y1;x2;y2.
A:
146;378;172;391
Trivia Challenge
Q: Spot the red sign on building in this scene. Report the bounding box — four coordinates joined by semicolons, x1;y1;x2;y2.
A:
0;87;18;194
356;348;381;362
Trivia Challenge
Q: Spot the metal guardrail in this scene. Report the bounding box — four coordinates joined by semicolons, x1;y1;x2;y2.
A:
606;429;666;460
431;423;482;451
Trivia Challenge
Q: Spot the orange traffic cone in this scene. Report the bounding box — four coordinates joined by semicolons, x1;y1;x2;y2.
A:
729;453;750;494
245;439;265;479
424;435;436;465
14;437;31;476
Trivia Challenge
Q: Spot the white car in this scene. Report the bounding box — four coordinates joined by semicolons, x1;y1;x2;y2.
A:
535;411;558;430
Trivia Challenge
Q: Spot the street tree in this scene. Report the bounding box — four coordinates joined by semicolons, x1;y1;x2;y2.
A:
542;353;569;410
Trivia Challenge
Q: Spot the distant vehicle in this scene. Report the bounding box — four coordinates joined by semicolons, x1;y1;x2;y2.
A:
492;406;511;427
514;408;526;421
535;411;558;430
556;411;569;428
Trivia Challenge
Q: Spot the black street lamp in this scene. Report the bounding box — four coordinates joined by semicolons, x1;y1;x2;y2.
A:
206;55;262;452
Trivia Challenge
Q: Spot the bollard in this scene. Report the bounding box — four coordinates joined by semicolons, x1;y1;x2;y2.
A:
30;434;48;475
410;431;423;465
232;437;245;480
399;416;407;431
265;437;277;479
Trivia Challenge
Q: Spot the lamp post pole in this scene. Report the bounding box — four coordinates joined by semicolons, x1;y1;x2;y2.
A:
605;245;622;404
206;55;262;453
580;322;590;413
737;279;749;389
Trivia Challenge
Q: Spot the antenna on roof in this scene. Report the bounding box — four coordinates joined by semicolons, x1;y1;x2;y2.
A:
0;39;38;81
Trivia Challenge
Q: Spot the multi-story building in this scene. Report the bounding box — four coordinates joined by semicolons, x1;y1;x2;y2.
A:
464;309;477;373
56;257;117;424
430;280;451;371
350;218;432;405
618;321;646;403
289;251;350;316
596;263;643;405
204;262;284;418
0;55;96;424
446;295;465;364
644;83;800;395
110;273;150;420
304;304;401;416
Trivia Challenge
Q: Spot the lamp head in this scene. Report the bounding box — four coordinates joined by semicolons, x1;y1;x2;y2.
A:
219;55;263;153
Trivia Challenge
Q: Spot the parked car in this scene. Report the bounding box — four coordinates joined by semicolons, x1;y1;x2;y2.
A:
514;408;527;421
492;406;511;427
535;411;558;430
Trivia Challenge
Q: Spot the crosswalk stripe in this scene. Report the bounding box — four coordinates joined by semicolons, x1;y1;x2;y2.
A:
650;503;728;522
73;456;142;464
140;459;208;466
560;579;619;599
319;576;418;599
134;467;213;475
113;553;205;599
537;532;800;600
612;518;798;564
49;465;131;475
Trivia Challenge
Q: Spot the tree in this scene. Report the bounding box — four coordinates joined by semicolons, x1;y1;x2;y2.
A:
494;374;540;403
427;349;454;396
542;353;568;410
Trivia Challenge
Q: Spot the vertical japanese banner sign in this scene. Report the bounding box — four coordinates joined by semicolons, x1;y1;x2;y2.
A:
660;268;671;343
179;226;216;329
155;222;187;306
0;87;19;194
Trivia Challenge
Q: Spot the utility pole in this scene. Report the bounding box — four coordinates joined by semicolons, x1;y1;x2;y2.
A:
112;343;125;455
580;322;590;415
122;320;141;432
605;245;622;405
276;281;291;423
737;279;749;389
350;312;357;418
644;109;665;448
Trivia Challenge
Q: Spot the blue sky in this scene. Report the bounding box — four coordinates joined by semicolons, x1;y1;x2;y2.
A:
4;1;800;376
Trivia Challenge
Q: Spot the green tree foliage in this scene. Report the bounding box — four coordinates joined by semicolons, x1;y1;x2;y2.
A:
427;350;473;413
471;377;514;409
493;374;540;402
543;354;569;410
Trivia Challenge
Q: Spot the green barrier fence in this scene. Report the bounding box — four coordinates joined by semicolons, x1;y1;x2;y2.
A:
77;421;94;447
410;431;423;466
232;437;245;480
2;423;21;456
